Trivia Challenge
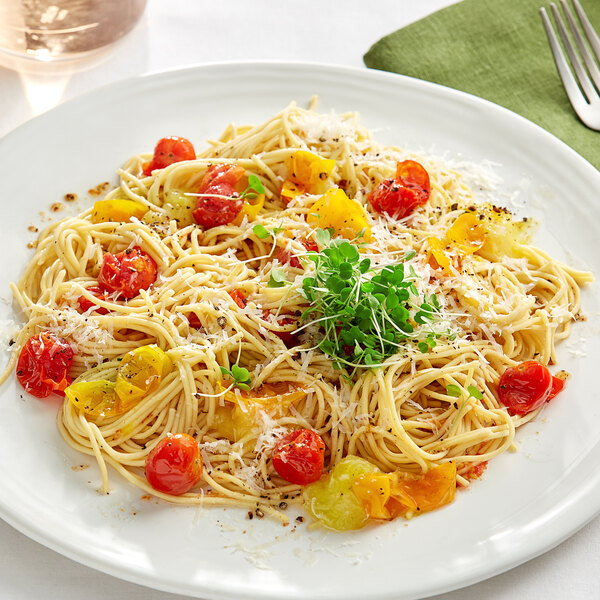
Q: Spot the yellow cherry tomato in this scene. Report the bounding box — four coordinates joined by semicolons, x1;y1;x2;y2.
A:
213;382;308;442
232;193;265;226
115;345;172;403
65;379;125;418
307;188;371;241
303;456;378;531
447;212;487;255
280;180;304;203
426;237;456;275
91;198;149;223
286;151;335;192
223;381;306;412
163;190;196;227
212;404;256;443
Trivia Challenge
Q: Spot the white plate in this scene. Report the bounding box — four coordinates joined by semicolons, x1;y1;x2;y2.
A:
0;62;599;600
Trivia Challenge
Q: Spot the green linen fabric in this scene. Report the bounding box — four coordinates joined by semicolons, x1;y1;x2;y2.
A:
364;0;600;170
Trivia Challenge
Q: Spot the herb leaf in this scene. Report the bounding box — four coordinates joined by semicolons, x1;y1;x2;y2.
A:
467;385;483;400
252;224;271;239
239;174;266;200
268;267;289;288
300;229;451;372
220;364;252;391
446;384;462;397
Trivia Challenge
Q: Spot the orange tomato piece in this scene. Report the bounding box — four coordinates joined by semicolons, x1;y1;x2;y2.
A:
388;462;457;518
228;290;247;309
426;237;455;274
281;180;304;203
353;462;457;521
352;473;393;519
447;213;487;255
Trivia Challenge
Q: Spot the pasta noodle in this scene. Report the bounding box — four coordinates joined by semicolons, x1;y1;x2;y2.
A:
2;101;592;527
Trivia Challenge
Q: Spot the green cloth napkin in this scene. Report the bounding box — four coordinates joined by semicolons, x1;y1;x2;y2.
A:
364;0;600;171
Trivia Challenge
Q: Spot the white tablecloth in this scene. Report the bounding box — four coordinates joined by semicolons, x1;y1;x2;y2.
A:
1;1;598;598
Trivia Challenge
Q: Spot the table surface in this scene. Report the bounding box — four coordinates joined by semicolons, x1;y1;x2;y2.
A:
1;1;599;599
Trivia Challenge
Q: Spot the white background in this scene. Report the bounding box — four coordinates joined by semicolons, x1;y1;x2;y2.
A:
1;1;599;599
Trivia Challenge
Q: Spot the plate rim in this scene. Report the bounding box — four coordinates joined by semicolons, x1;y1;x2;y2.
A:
1;60;600;600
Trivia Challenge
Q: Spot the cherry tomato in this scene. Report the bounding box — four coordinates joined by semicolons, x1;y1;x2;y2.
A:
498;360;564;416
192;164;245;228
369;160;430;219
461;461;488;484
77;286;110;315
276;246;302;269
98;247;158;299
277;238;318;269
274;315;298;346
16;332;74;398
272;429;325;485
228;289;247;309
187;312;202;329
142;136;196;176
115;345;172;403
549;375;565;399
145;433;203;495
300;238;319;253
262;311;298;347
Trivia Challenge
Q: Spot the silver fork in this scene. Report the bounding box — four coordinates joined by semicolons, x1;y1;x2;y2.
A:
540;0;600;130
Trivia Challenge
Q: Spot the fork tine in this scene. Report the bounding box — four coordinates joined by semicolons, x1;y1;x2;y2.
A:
540;7;589;112
550;3;598;102
572;0;600;60
560;0;600;91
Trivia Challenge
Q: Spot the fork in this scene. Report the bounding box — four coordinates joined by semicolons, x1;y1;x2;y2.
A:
540;0;600;130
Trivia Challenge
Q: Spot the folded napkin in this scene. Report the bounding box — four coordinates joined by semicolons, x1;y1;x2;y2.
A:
364;0;600;171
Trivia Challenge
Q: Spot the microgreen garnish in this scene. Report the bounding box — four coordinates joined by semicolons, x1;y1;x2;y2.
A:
252;223;286;240
467;385;483;400
220;364;252;391
268;267;289;288
315;228;333;247
240;174;265;200
253;224;271;239
446;384;484;432
446;384;462;397
446;384;483;400
301;230;451;371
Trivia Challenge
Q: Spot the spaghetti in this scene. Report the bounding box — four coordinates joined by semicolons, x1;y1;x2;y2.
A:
2;102;592;528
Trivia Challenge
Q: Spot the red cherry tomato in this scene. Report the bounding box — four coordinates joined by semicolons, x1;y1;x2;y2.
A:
142;136;196;176
462;461;488;483
77;286;110;315
276;246;302;269
228;289;247;309
274;315;298;347
192;164;245;228
277;238;318;269
145;433;203;495
498;360;564;416
549;374;565;399
272;429;326;485
369;160;430;219
262;311;298;347
98;247;158;299
187;312;202;329
300;238;319;253
16;332;74;398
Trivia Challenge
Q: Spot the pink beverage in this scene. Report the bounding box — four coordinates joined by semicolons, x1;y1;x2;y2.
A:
0;0;146;61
